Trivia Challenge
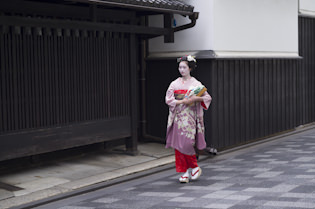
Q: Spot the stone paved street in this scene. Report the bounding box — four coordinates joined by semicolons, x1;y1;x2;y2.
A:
30;128;315;209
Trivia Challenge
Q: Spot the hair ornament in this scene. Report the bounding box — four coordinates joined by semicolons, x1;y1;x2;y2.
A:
177;55;197;63
187;55;196;62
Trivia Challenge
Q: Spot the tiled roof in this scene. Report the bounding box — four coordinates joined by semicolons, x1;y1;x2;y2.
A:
97;0;194;14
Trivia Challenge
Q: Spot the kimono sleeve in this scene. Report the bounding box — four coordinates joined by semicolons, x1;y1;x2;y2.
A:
165;81;177;112
200;91;212;110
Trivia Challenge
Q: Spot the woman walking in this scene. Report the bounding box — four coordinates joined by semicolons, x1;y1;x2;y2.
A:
165;55;212;183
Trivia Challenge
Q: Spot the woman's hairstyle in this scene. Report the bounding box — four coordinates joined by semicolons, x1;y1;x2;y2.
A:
177;55;197;70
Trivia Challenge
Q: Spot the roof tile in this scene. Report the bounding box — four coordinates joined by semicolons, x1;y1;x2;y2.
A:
102;0;194;12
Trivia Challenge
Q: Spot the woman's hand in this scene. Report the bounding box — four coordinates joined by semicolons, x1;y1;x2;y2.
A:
176;98;190;105
176;99;184;105
190;95;203;103
176;96;203;106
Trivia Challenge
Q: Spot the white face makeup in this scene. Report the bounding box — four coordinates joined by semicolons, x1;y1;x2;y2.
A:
178;61;191;78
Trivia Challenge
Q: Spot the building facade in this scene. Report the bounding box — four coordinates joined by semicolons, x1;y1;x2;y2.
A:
145;0;315;150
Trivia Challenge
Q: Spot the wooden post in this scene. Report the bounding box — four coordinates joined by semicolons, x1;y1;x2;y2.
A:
126;31;139;155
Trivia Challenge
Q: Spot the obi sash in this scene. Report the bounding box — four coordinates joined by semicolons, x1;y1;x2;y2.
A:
174;90;188;100
174;89;207;109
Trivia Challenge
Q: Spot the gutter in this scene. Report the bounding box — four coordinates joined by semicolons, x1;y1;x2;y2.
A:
163;12;199;43
174;12;199;32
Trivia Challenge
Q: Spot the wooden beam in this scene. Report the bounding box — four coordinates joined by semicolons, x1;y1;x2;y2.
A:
0;15;170;36
0;118;131;161
163;14;174;43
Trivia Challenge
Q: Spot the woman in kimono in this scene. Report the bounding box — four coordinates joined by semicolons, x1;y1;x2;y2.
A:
165;55;212;183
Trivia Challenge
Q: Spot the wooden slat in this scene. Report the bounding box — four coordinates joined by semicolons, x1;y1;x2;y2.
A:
264;60;269;135
210;61;219;148
234;60;240;144
223;61;230;146
248;60;254;140
267;60;273;135
244;60;250;141
254;60;259;138
217;61;225;148
0;27;6;132
239;60;246;142
229;61;235;145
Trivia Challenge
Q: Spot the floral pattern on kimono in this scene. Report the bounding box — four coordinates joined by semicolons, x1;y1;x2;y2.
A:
165;77;212;155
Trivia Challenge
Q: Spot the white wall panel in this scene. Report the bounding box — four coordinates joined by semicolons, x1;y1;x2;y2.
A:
213;0;298;54
149;0;299;57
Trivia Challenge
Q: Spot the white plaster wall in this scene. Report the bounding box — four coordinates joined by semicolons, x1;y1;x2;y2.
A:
213;0;298;55
148;0;299;57
299;0;315;16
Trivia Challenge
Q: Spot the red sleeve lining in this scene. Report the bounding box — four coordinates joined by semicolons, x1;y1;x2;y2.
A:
201;101;207;110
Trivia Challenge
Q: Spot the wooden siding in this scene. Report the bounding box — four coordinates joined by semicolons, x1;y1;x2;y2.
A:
145;16;315;150
0;18;132;161
298;16;315;126
203;59;298;149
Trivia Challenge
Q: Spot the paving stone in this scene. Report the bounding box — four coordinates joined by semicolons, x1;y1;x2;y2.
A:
264;200;314;208
14;177;70;196
168;196;195;202
92;197;120;203
254;171;283;178
59;207;94;209
230;205;257;209
203;203;235;209
290;185;315;193
0;189;14;201
139;192;184;197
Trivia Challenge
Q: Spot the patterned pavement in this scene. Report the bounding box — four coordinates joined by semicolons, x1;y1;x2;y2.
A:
36;128;315;209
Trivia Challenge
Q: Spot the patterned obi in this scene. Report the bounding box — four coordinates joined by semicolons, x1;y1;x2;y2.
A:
174;89;188;100
174;89;207;109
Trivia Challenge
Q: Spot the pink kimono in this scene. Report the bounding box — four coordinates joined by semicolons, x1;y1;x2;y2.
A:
165;77;212;155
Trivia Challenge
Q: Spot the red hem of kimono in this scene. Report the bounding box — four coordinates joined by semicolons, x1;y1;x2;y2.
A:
175;149;199;173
